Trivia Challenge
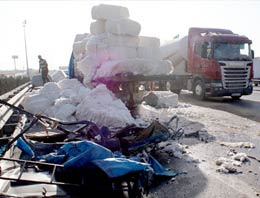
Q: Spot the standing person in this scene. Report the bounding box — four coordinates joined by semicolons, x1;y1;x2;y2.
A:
38;55;49;84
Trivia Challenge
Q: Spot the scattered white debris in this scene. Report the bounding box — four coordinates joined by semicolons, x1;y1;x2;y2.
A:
157;141;186;158
216;163;237;173
219;142;255;149
231;153;248;162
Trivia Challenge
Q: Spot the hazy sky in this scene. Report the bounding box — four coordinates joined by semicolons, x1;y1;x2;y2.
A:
0;0;259;71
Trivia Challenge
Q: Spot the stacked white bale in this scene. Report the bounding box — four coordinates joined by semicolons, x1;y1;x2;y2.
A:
73;4;171;87
105;18;141;36
91;4;130;20
90;20;106;35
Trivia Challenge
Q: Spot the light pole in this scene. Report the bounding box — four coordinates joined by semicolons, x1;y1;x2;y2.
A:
23;20;29;77
12;55;18;74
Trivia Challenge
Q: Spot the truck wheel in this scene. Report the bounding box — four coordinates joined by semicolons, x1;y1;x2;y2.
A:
193;80;206;100
231;96;241;100
255;83;258;86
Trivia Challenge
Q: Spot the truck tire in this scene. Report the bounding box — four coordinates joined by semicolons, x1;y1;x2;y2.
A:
193;80;206;100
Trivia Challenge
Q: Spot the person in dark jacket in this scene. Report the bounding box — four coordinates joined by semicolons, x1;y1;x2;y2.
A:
38;55;49;84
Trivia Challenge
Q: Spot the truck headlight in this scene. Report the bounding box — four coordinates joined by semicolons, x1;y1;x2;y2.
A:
211;83;222;87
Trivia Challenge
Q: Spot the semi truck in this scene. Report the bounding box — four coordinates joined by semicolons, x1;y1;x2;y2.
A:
70;27;254;106
161;27;254;100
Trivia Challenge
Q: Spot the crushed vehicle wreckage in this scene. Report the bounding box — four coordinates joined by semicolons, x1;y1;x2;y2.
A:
0;98;184;197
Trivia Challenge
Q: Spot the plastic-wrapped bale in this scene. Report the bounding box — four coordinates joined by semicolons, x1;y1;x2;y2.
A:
57;78;84;90
137;47;161;60
75;84;136;128
143;91;178;108
50;70;67;82
139;36;160;48
155;91;178;108
95;58;173;79
22;94;53;115
90;20;106;35
74;33;89;42
77;56;102;86
107;46;137;60
39;82;61;102
86;33;139;51
73;38;89;60
91;4;129;20
53;103;77;122
105;18;141;36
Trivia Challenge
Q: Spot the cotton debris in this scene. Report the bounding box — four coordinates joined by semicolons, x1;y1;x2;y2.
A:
22;79;136;128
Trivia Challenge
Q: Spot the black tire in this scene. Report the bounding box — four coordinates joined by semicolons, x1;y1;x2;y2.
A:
193;80;206;100
231;96;241;100
255;83;259;86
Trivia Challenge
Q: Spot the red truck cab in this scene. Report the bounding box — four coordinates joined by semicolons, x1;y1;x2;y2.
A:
187;27;253;100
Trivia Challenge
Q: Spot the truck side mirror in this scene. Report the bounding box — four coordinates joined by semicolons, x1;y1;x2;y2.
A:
251;50;254;59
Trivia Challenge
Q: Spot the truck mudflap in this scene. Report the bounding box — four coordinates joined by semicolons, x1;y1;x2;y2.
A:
205;85;253;97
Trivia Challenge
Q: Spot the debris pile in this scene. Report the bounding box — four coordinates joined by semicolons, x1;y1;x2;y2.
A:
72;4;173;87
22;79;135;128
216;146;251;173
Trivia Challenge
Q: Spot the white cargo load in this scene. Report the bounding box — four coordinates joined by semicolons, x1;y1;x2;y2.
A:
91;4;129;20
95;58;173;79
139;36;160;48
105;18;141;36
137;47;161;60
90;20;106;35
108;46;137;60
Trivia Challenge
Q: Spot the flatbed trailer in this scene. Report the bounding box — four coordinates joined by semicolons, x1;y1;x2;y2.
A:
94;73;191;108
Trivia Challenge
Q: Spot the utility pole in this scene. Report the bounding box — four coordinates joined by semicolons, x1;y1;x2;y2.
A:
23;20;29;77
11;55;18;74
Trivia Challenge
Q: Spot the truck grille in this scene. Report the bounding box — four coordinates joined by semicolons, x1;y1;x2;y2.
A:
221;66;250;89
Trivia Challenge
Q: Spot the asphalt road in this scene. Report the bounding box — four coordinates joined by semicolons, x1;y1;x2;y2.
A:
179;86;260;122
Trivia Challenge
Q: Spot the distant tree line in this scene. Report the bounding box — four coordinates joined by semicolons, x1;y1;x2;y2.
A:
0;76;30;95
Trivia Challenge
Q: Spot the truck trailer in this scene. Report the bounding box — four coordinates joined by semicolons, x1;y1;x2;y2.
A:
161;27;254;100
253;58;260;86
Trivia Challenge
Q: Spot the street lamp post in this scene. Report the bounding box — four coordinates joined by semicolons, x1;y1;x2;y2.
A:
23;20;29;77
11;55;18;74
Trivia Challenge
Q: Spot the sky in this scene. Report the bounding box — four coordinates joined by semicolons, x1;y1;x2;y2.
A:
0;0;259;71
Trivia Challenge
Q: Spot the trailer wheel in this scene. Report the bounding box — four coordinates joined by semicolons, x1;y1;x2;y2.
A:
255;83;258;86
193;80;206;100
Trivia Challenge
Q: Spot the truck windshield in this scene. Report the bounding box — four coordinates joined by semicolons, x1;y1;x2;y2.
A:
213;42;251;61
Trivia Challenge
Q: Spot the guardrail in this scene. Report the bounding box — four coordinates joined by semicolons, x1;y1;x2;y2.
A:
0;82;31;131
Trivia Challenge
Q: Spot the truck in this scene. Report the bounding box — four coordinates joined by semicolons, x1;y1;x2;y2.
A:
160;27;254;100
253;58;260;86
70;27;254;107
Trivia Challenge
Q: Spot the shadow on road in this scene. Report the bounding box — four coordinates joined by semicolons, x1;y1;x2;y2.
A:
179;91;260;123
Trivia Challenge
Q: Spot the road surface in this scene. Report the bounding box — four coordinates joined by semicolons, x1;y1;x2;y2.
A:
179;86;260;122
138;87;260;198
